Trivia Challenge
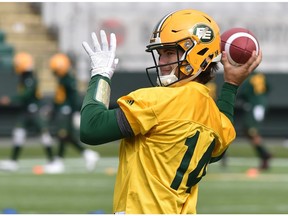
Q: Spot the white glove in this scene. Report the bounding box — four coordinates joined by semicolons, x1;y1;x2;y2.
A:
82;30;119;79
253;105;265;122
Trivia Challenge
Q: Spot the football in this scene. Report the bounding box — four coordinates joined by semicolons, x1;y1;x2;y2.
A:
221;27;260;66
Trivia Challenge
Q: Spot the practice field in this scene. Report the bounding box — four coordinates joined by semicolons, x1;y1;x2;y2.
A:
0;138;288;214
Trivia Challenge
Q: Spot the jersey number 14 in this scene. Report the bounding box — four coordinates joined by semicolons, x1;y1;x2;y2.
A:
170;131;216;193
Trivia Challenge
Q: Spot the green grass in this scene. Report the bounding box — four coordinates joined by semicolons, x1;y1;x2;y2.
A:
0;137;288;214
0;172;115;213
0;138;120;159
0;157;117;214
197;159;288;214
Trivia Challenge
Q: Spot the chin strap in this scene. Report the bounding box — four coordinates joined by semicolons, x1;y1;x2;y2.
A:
156;64;178;86
157;67;202;87
157;74;178;86
157;53;186;86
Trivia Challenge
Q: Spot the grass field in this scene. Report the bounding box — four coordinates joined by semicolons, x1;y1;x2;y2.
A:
0;137;288;214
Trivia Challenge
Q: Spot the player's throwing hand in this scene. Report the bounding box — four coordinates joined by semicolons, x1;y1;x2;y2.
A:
221;50;262;86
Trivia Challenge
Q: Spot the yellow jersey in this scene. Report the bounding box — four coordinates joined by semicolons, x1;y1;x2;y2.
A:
114;81;236;214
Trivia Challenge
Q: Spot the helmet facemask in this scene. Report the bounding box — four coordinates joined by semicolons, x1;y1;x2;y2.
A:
146;38;197;87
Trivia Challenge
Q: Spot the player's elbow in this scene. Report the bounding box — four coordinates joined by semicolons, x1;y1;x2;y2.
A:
80;121;97;145
80;108;102;145
80;121;113;145
80;126;91;145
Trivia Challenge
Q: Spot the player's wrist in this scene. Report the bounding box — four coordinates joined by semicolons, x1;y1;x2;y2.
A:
217;82;238;123
223;82;238;93
91;67;115;79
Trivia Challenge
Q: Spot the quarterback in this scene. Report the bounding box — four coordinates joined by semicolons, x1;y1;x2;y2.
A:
80;9;262;214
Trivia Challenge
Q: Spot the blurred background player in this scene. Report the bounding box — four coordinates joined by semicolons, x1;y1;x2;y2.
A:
48;53;99;173
0;52;54;172
238;70;272;170
0;29;14;73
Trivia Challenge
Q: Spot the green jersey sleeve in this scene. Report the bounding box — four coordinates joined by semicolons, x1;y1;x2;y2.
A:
80;75;133;145
216;82;238;123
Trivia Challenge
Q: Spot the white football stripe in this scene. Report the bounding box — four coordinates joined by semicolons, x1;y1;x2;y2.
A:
225;32;259;65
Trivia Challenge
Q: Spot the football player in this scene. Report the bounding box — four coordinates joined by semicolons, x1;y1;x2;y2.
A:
47;53;100;173
80;9;262;213
238;71;272;170
0;52;54;172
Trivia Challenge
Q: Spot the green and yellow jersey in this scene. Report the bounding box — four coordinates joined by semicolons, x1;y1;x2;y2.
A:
239;72;269;108
9;71;46;130
52;73;79;133
10;71;41;109
80;75;238;214
114;81;235;214
53;73;78;113
238;71;269;133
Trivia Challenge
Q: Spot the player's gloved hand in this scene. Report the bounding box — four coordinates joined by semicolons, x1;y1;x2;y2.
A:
82;30;119;79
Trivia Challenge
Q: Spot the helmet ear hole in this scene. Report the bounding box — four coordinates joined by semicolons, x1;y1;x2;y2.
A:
200;54;214;71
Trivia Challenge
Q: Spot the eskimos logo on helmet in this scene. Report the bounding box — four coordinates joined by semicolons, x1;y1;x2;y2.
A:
191;24;214;43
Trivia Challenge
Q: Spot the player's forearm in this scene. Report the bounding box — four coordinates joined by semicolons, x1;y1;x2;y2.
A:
216;82;238;123
80;75;124;145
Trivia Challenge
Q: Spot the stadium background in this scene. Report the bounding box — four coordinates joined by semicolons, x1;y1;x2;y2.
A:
1;2;288;137
0;2;288;214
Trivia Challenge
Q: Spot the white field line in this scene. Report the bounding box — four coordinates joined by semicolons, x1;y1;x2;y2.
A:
1;157;288;177
223;157;288;167
9;157;288;167
205;172;288;182
0;157;119;174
